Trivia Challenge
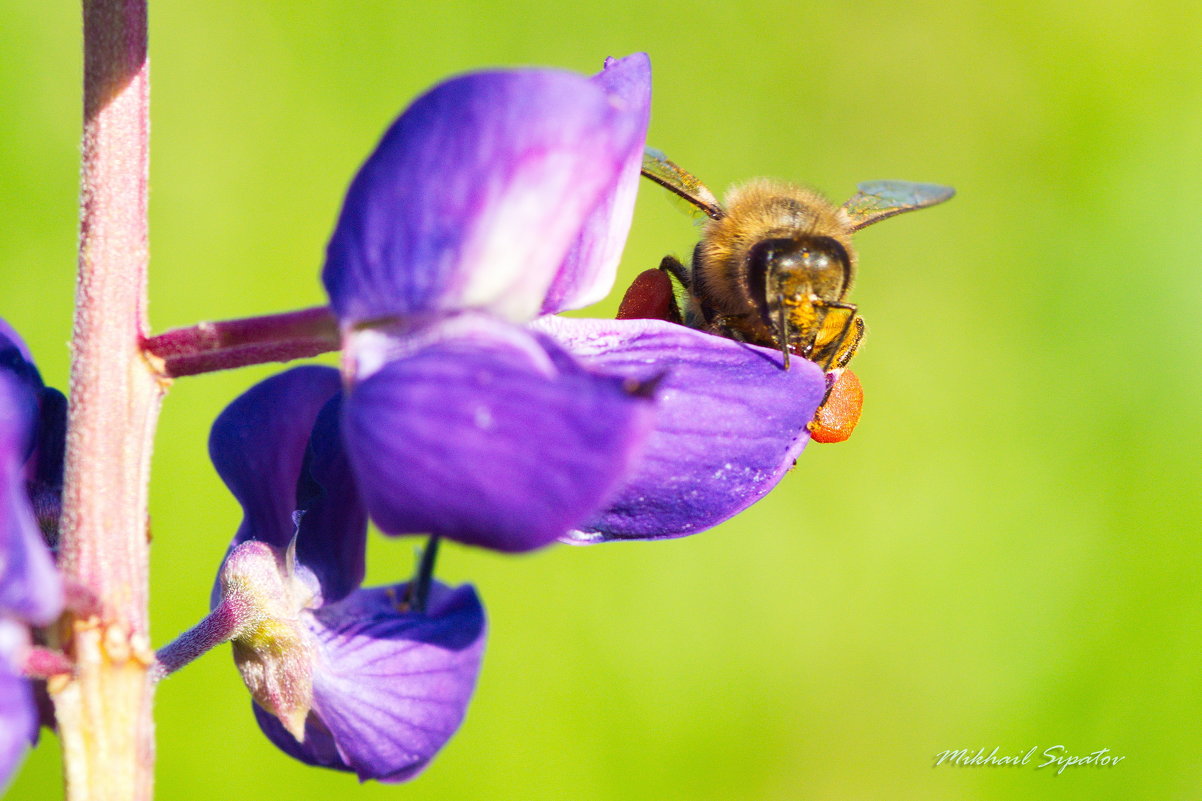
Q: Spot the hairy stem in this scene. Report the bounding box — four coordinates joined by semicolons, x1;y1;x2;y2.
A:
51;2;160;799
154;596;259;677
143;305;340;378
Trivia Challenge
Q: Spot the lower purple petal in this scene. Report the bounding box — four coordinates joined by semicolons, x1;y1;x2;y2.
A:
532;317;827;542
343;324;655;552
253;704;347;772
254;581;486;783
0;648;35;791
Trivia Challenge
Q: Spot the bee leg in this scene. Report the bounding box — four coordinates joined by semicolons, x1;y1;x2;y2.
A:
657;254;690;290
810;301;861;372
656;255;690;325
831;316;864;370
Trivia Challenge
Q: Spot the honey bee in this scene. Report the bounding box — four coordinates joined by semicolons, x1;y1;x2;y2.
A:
639;148;954;372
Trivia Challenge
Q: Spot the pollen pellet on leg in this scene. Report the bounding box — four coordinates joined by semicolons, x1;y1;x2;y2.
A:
616;268;676;321
808;369;863;444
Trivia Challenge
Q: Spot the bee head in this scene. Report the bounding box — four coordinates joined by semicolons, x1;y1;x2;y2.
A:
745;236;851;327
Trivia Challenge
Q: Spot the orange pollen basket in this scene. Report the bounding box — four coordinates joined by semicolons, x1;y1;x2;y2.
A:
808;370;863;444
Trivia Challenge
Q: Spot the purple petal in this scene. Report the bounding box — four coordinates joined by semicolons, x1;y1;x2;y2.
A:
253;703;344;773
24;388;66;547
254;581;486;783
210;367;368;608
0;321;32;365
26;388;66;495
0;327;41;464
209;367;343;551
292;396;367;604
531;317;827;542
342;320;655;552
0;657;34;792
323;67;649;325
541;54;651;314
0;375;61;625
0;323;42;428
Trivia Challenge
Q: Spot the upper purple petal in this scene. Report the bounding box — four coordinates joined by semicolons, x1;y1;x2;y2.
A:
0;375;61;625
210;367;368;606
531;317;827;542
292;396;368;604
540;54;651;314
254;580;486;783
342;318;656;552
209;366;343;551
323;66;649;325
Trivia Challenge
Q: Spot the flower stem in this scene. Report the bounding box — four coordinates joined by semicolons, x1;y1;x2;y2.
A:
154;596;258;677
52;2;159;799
142;305;341;377
408;536;441;614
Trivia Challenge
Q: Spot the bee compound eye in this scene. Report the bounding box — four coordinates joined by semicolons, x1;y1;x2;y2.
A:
794;237;850;298
747;237;848;298
799;237;848;273
744;238;793;320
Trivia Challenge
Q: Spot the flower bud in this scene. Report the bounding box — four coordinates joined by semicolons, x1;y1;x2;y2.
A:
218;539;319;741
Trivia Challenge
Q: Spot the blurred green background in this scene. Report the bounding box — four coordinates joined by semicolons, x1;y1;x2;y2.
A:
4;1;1201;799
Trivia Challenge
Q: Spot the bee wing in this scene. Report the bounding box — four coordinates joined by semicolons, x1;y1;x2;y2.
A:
640;148;725;220
841;181;955;231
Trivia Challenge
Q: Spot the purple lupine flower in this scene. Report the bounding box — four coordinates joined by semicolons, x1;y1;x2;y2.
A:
0;320;64;790
210;367;486;782
326;54;658;553
321;53;828;550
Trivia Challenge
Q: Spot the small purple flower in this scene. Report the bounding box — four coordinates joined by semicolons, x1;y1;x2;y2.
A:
0;320;64;789
323;53;828;551
210;367;485;782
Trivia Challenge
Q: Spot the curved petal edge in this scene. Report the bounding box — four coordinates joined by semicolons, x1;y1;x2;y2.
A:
531;316;827;542
324;65;649;325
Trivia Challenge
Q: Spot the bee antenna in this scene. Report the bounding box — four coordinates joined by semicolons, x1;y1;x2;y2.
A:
775;294;791;371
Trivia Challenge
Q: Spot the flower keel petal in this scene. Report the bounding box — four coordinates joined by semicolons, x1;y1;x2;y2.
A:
532;317;826;542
